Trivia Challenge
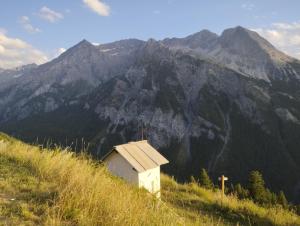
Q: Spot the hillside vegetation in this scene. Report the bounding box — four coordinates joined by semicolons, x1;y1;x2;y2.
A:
0;132;299;226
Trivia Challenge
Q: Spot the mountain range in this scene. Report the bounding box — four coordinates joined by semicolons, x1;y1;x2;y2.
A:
1;26;300;202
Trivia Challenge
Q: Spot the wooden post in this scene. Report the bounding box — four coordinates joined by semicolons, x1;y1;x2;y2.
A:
218;175;228;205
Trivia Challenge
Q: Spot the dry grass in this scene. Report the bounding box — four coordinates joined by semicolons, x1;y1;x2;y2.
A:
0;133;299;226
0;136;182;226
161;174;300;226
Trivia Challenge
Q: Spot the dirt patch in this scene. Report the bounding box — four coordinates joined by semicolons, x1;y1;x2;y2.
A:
0;193;15;204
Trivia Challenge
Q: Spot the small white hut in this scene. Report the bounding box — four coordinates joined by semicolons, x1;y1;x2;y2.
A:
102;140;169;198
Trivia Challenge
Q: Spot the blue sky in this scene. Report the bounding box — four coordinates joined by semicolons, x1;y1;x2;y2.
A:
1;0;300;68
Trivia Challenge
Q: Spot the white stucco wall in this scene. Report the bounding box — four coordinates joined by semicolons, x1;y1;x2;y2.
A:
105;152;161;198
105;152;139;185
138;166;161;198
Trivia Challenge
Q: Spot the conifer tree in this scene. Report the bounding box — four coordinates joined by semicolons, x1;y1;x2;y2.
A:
190;175;197;184
235;183;242;195
278;190;288;208
234;183;249;199
265;188;277;205
199;168;213;189
248;170;268;203
295;205;300;215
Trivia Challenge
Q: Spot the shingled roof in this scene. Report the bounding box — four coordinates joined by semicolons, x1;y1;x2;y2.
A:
102;140;169;172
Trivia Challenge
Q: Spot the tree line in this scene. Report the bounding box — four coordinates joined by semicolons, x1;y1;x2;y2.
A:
190;169;299;212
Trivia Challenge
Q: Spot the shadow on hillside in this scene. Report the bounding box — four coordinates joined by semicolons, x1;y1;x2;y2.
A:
162;183;275;226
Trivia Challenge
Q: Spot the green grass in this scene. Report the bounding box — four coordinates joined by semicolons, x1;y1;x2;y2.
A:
162;175;300;225
0;133;299;225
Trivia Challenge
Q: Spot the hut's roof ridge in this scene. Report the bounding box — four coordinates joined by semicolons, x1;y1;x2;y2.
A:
102;140;169;172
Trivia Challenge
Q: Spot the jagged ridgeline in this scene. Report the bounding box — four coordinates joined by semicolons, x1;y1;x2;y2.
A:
1;26;300;202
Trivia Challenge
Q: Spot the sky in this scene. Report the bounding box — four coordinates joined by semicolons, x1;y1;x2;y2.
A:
1;0;300;68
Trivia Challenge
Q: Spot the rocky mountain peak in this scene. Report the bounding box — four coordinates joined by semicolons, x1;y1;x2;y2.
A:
221;26;272;47
77;39;93;46
219;26;290;63
59;39;96;56
222;25;250;35
50;39;98;64
146;38;159;45
142;38;172;59
161;29;218;50
183;29;218;47
143;38;165;52
98;39;145;56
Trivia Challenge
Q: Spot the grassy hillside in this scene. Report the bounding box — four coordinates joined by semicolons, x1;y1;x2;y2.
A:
0;133;299;226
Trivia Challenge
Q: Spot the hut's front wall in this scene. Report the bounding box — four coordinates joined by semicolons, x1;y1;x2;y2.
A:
138;166;161;198
105;152;139;185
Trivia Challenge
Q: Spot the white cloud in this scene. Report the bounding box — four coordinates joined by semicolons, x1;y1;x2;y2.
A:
0;33;48;69
83;0;110;16
19;16;41;34
272;22;300;30
38;6;64;23
54;47;66;57
242;3;255;11
47;47;67;60
253;21;300;59
153;10;161;15
57;47;66;54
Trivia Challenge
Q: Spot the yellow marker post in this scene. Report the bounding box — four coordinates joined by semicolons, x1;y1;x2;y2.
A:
218;175;228;205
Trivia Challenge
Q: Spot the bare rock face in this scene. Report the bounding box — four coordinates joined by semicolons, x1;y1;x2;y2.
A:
0;63;37;84
275;108;300;124
162;26;300;82
1;27;300;202
162;29;218;50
